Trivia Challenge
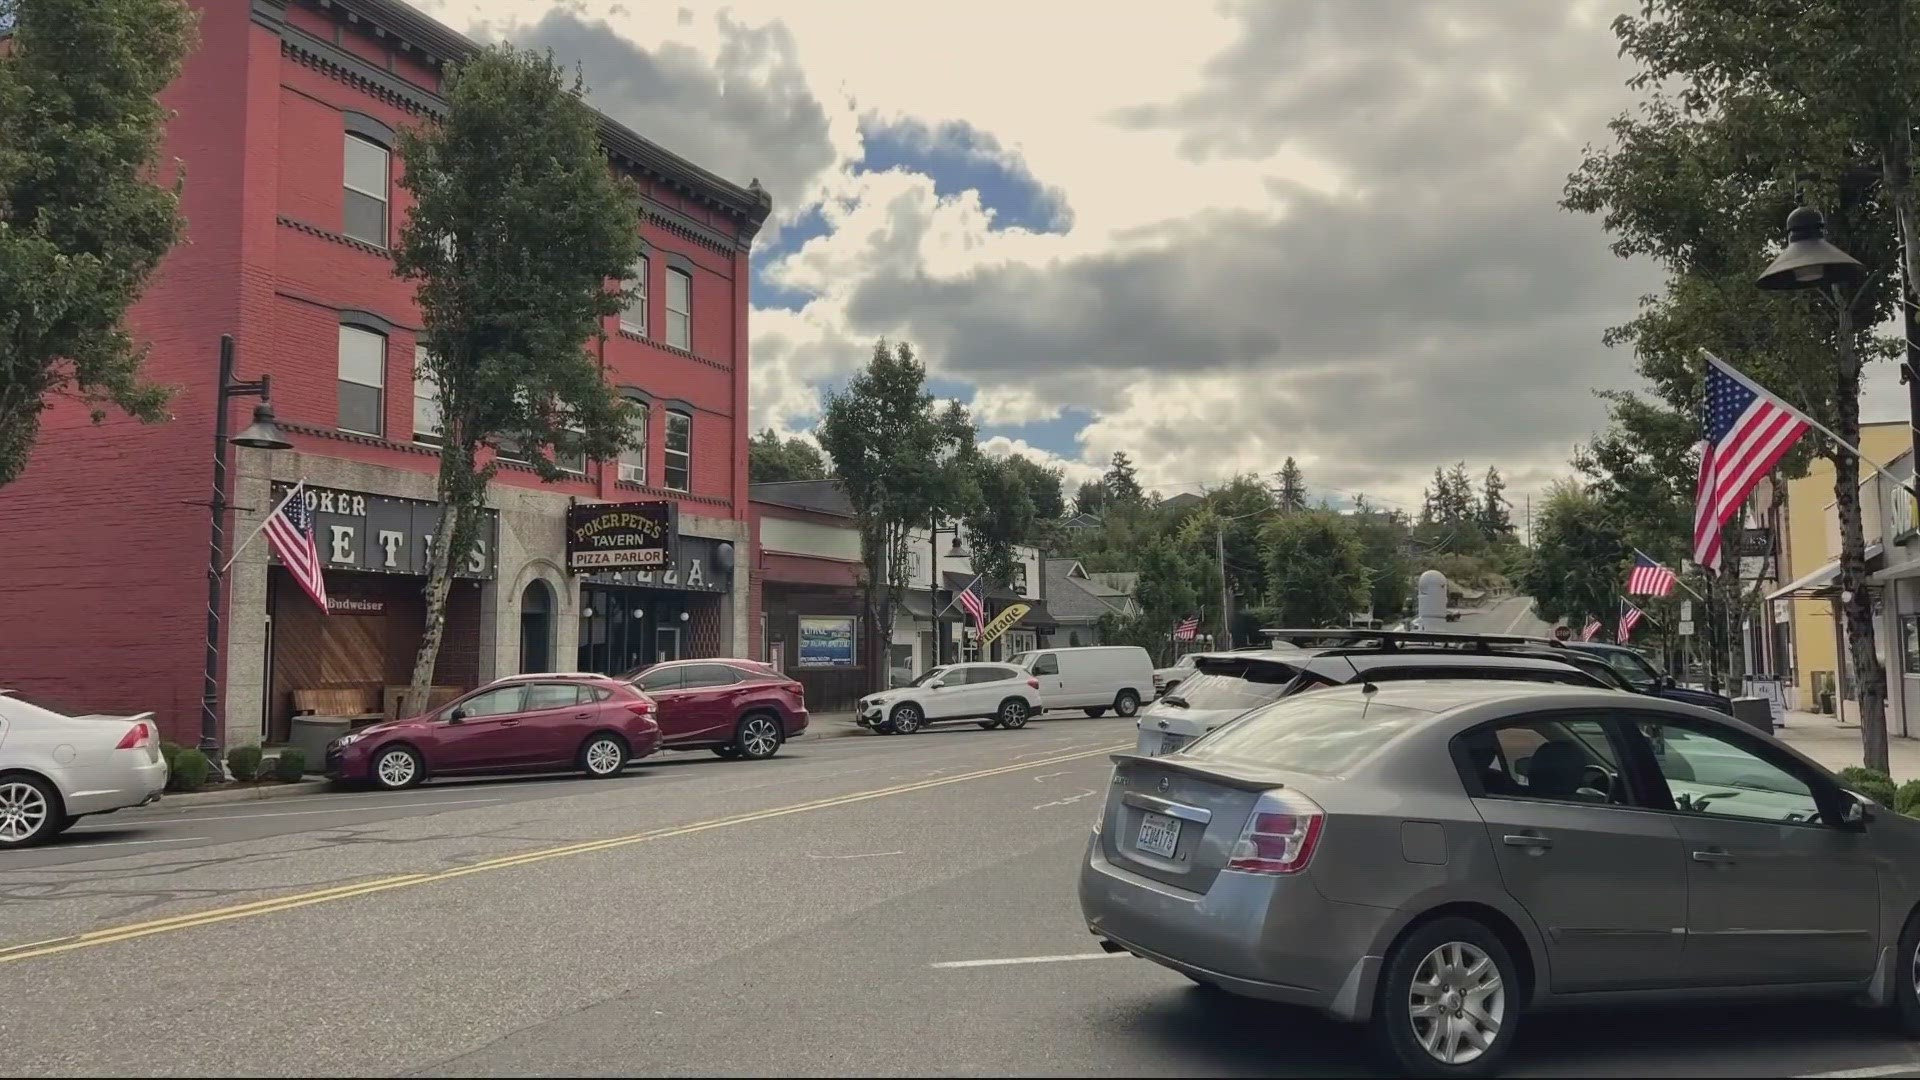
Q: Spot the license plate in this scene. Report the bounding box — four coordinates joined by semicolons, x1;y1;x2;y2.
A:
1159;733;1190;755
1136;811;1181;858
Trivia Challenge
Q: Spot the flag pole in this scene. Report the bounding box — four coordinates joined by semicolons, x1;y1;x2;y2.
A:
936;572;985;616
221;480;302;574
1705;351;1916;494
1632;546;1706;602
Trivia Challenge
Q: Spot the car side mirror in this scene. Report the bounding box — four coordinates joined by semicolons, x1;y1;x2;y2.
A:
928;680;946;690
1840;793;1875;829
447;708;467;724
1658;675;1675;689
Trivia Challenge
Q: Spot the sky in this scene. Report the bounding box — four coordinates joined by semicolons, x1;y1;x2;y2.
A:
422;0;1907;516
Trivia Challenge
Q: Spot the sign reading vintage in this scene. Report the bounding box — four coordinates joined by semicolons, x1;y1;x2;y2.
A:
567;500;678;570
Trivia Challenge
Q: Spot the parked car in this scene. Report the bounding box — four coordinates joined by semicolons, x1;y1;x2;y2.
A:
326;673;660;790
855;662;1044;734
1563;640;1735;713
1011;645;1155;718
1135;635;1610;756
624;658;809;759
0;691;167;847
1081;681;1919;1078
1153;651;1237;698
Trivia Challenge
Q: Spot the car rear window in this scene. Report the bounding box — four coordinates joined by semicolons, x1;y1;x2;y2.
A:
1181;694;1430;775
1166;661;1297;711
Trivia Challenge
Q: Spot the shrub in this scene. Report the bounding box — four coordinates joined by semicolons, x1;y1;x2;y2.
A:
271;748;307;781
225;745;263;782
1838;766;1897;809
1896;779;1920;817
159;741;182;772
170;749;211;792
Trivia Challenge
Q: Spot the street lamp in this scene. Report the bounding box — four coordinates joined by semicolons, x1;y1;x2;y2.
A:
929;524;970;664
201;334;290;767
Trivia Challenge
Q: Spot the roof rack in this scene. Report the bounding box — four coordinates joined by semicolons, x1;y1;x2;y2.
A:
1258;628;1569;654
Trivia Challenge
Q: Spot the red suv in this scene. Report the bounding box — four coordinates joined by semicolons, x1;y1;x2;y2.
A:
624;659;808;760
326;673;662;790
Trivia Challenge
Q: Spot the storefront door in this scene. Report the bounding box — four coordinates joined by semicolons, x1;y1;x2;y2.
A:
656;627;681;662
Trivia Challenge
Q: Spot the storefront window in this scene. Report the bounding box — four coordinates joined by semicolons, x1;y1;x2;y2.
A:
1902;615;1920;676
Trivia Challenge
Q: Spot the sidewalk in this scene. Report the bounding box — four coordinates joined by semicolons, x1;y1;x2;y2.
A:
1773;710;1920;779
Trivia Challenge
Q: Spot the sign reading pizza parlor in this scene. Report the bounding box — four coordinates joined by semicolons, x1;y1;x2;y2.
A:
567;500;678;570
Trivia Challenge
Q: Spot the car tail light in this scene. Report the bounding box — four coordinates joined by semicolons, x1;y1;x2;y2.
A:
1026;677;1041;690
1225;790;1324;875
787;681;804;702
625;700;655;718
115;722;154;750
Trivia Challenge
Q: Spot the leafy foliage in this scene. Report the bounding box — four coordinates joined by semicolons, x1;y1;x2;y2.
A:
0;0;197;488
168;748;209;792
1261;511;1369;629
225;745;262;782
1102;451;1145;507
748;428;827;483
1520;483;1627;631
272;748;307;781
961;455;1037;592
1073;479;1105;516
1275;457;1307;512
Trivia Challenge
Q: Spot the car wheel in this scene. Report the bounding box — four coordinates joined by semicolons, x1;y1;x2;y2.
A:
1892;908;1920;1035
737;714;785;759
712;745;743;759
371;745;425;791
0;775;63;847
889;702;924;735
579;734;628;778
1083;707;1107;718
997;698;1032;730
1371;917;1518;1079
1114;690;1142;718
977;720;1001;730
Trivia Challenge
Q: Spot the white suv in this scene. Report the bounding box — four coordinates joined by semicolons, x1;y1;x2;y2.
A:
855;663;1044;734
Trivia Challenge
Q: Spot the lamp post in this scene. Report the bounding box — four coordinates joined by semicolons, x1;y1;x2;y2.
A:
929;523;969;665
201;334;291;765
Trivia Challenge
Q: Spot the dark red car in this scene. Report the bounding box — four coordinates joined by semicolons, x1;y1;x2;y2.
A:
624;659;808;760
326;673;662;790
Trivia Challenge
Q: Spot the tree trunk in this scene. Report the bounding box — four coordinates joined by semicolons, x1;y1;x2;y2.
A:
1832;314;1891;773
407;500;461;718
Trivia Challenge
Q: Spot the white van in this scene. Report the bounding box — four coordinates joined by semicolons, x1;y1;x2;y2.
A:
1010;645;1155;718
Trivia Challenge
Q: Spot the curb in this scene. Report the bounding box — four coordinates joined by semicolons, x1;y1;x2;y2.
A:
156;779;332;807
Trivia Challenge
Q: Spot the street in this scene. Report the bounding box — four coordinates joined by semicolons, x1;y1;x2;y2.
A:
1447;594;1556;639
1;717;1915;1078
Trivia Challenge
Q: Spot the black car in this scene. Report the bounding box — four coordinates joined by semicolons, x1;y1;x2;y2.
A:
1562;640;1735;714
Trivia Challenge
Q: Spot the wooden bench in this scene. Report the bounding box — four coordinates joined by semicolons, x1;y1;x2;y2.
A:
382;684;466;721
291;687;383;719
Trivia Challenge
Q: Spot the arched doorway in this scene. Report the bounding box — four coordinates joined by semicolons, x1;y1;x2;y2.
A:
520;580;554;673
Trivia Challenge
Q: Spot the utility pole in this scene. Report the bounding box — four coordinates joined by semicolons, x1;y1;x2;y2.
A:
1216;525;1233;649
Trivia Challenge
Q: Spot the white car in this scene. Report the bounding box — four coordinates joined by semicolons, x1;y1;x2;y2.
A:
855;663;1043;734
0;691;168;847
1152;653;1214;698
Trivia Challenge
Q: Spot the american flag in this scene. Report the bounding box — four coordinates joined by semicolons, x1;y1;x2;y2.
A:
1618;600;1645;643
266;483;329;613
1694;353;1811;572
1580;617;1601;642
1173;614;1200;640
956;575;986;631
1627;553;1678;598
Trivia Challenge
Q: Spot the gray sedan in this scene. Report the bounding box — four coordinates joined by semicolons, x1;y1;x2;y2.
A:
1078;680;1920;1078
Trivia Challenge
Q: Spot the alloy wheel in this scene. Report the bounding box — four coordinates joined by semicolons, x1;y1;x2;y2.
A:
1001;701;1028;728
0;781;49;844
1407;940;1504;1066
376;750;417;789
586;738;624;775
1910;936;1920;1001
741;716;781;757
892;705;922;735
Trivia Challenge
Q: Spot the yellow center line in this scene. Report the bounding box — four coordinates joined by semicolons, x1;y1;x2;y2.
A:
0;742;1125;966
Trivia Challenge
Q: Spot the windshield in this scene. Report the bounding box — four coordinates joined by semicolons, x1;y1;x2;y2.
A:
1598;649;1659;690
1164;663;1298;711
1182;693;1428;776
1009;653;1033;669
910;666;952;687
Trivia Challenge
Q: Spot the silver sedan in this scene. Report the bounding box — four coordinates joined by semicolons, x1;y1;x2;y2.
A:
1079;680;1920;1078
0;691;168;847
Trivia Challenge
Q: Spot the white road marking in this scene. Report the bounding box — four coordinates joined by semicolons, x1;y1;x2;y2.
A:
931;951;1131;969
69;797;503;830
1501;597;1537;636
65;836;211;848
804;850;904;860
1799;1064;1920;1079
1033;789;1097;810
1032;771;1069;783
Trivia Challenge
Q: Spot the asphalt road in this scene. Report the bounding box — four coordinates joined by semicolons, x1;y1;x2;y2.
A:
3;713;1920;1077
1450;593;1555;638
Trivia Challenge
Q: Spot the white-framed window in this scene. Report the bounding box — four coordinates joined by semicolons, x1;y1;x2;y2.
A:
412;344;441;446
556;417;587;475
618;401;649;484
343;134;389;246
664;410;691;491
666;267;691;350
337;325;386;436
621;257;647;336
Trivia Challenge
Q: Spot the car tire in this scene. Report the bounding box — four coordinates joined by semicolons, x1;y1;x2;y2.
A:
1892;907;1920;1035
889;702;924;735
579;733;628;778
1084;707;1107;718
736;713;785;759
712;745;743;759
1371;917;1519;1079
0;774;64;848
1114;690;1142;718
977;720;1001;730
997;698;1032;730
370;745;425;791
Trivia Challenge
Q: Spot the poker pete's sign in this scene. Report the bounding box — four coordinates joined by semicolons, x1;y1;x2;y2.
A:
977;603;1030;647
566;500;678;570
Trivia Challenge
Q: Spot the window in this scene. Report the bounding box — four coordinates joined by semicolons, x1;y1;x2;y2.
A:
965;666;1017;684
621;257;648;335
1029;654;1059;676
666;267;691;350
343;134;389;246
1902;615;1920;675
636;666;683;693
1457;717;1627;805
664;410;691;491
680;664;741;689
1184;694;1431;776
556;418;587;475
337;325;386;436
412;345;441;445
910;666;951;688
1165;663;1297;711
1588;647;1659;692
1011;564;1029;593
618;401;648;484
1637;720;1825;824
525;683;584;710
452;686;524;719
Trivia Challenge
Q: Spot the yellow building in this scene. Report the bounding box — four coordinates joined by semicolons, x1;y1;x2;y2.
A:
1778;421;1911;710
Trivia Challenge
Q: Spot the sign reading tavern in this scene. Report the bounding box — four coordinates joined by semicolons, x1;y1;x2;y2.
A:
567;500;678;570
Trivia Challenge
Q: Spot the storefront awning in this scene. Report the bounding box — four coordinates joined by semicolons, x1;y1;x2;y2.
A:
1765;544;1883;600
1016;599;1057;630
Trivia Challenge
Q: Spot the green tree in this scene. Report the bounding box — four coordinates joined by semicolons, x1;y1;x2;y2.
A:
399;46;644;703
0;0;197;488
818;341;976;690
1520;483;1628;634
1478;466;1513;541
1260;510;1368;628
960;455;1037;594
1103;450;1145;507
1073;479;1105;517
999;453;1065;521
748;427;826;483
1351;504;1415;621
1275;456;1308;512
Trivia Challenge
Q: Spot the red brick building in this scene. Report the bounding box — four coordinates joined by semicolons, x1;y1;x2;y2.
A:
0;0;770;746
